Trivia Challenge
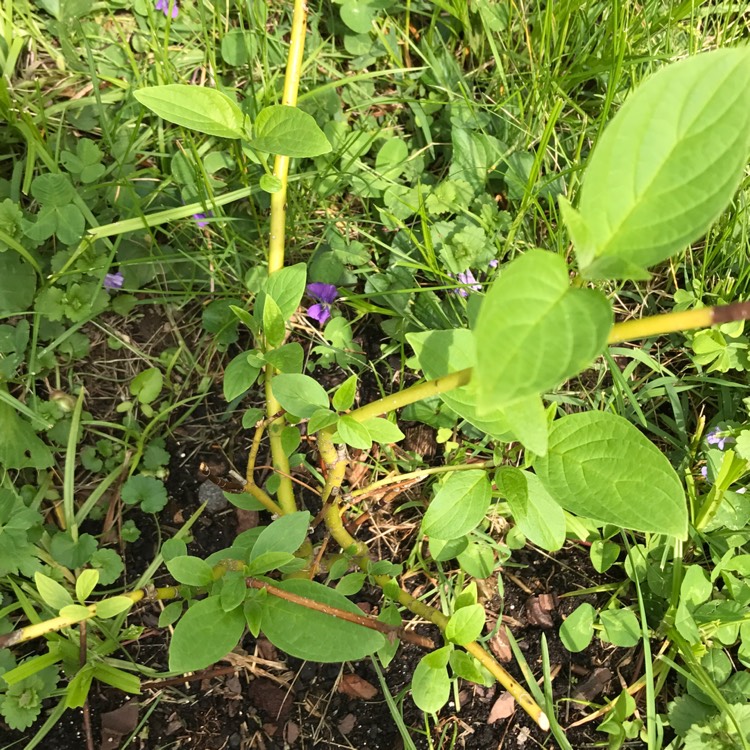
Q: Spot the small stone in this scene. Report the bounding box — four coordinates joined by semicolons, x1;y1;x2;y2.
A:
198;480;228;513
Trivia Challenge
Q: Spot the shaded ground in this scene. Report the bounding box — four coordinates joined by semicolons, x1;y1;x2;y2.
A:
2;309;638;749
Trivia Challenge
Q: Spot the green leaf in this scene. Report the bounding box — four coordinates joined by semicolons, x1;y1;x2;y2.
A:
335;573;366;596
165;555;215;587
495;467;566;551
600;609;641;647
590;540;620;573
223;352;260;401
262;294;286;348
362;417;405;444
265;263;307;321
250;511;311;561
121;475;168;514
49;532;97;568
263;343;303;374
456;541;495;579
0;401;53;470
332;374;358;412
75;569;99;603
260;579;385;661
250;105;332;158
411;647;452;713
559;602;595;653
158;601;183;627
246;551;296;576
533;412;688;537
0;253;36;315
220;573;248;612
35;572;73;611
134;85;246;139
307;408;339;434
445;604;485;645
169;596;246;672
407;330;512;439
569;48;750;280
449;650;493;686
259;174;283;193
65;664;95;708
95;596;134;619
340;0;376;33
337;415;372;450
130;367;163;405
422;470;491;540
272;374;329;418
59;604;95;622
474;250;612;409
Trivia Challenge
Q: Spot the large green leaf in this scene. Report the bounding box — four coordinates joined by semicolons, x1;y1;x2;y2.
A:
474;250;612;408
134;85;246;139
422;470;491;540
496;467;566;551
169;596;246;672
566;48;750;280
250;105;332;158
260;579;385;662
533;412;687;538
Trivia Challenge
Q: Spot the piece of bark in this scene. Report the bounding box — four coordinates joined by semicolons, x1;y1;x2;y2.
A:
524;595;555;628
488;624;512;662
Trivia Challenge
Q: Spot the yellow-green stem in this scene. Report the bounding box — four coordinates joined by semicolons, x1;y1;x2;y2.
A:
316;429;548;730
0;586;180;649
264;0;309;514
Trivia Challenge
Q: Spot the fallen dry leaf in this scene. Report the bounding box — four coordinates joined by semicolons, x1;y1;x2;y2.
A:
338;713;357;735
487;692;515;724
338;673;378;700
100;701;139;750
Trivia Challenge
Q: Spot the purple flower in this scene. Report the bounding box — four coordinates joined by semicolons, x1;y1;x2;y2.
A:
155;0;178;18
489;258;499;268
706;427;733;450
700;466;708;479
454;270;482;298
306;282;338;325
193;211;212;228
103;272;124;290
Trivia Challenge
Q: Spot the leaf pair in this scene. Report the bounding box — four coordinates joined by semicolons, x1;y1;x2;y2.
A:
134;85;331;158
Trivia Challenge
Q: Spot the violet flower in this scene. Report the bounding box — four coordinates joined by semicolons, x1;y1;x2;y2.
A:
155;0;178;19
193;211;212;228
306;282;338;325
706;427;733;450
700;466;708;479
103;272;124;290
455;270;482;298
